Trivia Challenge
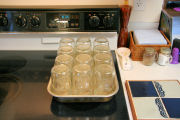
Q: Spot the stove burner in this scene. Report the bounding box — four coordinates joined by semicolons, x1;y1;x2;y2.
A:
0;56;27;74
0;75;22;105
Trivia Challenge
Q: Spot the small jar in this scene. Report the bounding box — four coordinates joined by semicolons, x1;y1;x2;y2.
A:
94;37;109;46
143;47;157;66
76;37;92;55
157;47;172;66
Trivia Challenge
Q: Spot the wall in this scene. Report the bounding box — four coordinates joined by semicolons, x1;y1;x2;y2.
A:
129;0;164;30
130;0;163;22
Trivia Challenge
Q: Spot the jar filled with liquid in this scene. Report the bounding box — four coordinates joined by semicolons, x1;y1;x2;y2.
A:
143;47;157;66
157;47;172;66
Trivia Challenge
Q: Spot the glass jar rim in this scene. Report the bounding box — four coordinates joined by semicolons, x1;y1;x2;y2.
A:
144;47;156;53
160;47;171;54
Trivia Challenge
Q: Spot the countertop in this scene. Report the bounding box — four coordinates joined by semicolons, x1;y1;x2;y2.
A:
0;51;129;120
115;51;180;120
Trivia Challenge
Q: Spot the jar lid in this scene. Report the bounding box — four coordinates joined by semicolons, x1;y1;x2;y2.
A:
160;47;171;54
144;47;155;54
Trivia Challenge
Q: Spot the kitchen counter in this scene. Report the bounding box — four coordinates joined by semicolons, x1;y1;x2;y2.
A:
115;51;180;120
0;51;129;120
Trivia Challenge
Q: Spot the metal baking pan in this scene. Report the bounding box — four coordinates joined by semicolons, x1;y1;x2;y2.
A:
47;75;119;102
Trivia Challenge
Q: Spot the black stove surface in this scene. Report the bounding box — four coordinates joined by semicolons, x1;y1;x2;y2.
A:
0;51;129;120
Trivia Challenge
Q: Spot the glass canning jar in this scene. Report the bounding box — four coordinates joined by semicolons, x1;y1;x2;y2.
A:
143;47;157;66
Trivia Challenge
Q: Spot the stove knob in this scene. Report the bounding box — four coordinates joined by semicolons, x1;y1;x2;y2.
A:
0;16;8;26
30;16;40;27
89;16;100;27
103;16;113;28
16;16;27;27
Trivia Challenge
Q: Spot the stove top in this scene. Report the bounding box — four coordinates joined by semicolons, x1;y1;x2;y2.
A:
0;75;22;105
0;51;129;120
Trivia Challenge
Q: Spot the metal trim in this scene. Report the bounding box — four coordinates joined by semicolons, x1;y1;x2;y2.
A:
0;32;118;35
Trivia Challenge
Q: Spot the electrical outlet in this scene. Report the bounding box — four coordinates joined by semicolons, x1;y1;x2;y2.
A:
134;0;145;11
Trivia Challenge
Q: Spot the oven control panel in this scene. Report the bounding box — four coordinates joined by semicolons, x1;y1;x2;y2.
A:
85;11;119;30
0;8;120;32
46;13;80;29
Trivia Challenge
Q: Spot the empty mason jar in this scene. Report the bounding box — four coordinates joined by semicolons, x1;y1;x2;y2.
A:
59;38;75;48
76;37;92;55
57;46;74;56
58;38;75;56
94;37;109;46
75;54;93;67
72;64;93;95
93;45;110;55
76;37;91;46
51;64;71;95
93;37;110;55
55;54;73;68
94;53;113;66
94;64;115;95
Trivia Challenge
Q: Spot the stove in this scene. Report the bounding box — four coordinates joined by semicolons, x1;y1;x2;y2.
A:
0;8;129;120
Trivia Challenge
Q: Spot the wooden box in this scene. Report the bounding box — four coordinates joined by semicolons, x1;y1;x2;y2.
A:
129;31;171;61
